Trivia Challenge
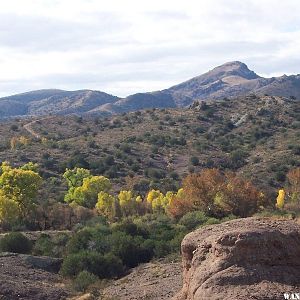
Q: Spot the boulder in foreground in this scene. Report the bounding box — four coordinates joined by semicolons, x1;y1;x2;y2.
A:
173;217;300;300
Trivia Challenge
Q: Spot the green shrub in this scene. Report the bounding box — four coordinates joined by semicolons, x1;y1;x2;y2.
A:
60;251;123;278
73;271;98;292
0;232;32;254
32;234;54;256
204;218;220;225
179;211;208;230
190;156;199;166
109;232;153;268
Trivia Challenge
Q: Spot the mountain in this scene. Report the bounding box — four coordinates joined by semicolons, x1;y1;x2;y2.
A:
0;89;119;119
101;61;300;114
1;61;300;119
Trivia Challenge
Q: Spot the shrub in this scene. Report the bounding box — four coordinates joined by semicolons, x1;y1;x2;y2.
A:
32;234;54;256
109;232;153;268
60;251;123;278
73;271;98;292
0;232;32;254
178;211;208;230
190;156;199;166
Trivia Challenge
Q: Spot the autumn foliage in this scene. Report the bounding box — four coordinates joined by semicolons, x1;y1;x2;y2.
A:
287;168;300;203
168;169;265;218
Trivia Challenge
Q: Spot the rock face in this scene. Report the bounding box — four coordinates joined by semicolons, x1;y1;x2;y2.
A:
173;217;300;300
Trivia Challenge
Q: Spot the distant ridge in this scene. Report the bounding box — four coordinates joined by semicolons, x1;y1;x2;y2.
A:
1;61;299;119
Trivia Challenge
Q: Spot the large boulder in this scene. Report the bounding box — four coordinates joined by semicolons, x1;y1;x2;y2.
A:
173;217;300;300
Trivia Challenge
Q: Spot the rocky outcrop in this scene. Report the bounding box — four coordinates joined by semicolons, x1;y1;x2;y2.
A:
173;217;300;300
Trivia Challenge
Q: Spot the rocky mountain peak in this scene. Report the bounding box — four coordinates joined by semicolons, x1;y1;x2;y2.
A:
208;61;260;80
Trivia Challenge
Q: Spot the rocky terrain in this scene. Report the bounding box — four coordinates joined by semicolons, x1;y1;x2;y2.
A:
0;253;69;300
102;258;182;300
0;61;299;119
173;217;300;300
1;218;300;300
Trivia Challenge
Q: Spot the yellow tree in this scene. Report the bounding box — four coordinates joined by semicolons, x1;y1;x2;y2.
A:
147;189;163;212
96;191;115;219
0;191;19;226
73;176;111;208
276;189;285;209
118;190;141;216
0;162;42;220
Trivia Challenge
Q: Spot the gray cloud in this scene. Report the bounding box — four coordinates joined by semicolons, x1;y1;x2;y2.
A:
0;0;300;97
0;12;130;51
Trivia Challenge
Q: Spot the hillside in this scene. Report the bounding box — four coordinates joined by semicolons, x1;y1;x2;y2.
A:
0;89;119;119
0;94;299;202
1;61;300;119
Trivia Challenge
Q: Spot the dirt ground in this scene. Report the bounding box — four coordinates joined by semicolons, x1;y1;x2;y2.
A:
101;258;182;300
0;253;69;300
0;252;182;300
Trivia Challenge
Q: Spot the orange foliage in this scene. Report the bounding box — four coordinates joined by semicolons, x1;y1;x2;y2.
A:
287;168;300;203
168;169;265;218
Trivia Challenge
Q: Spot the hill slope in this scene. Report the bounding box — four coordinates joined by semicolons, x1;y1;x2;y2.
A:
0;95;299;201
1;61;300;119
0;89;119;119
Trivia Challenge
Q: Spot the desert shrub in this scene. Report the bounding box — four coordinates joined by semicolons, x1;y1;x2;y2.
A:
73;271;98;292
0;232;32;254
32;234;54;256
111;220;149;238
190;156;199;166
60;251;123;278
204;217;220;225
275;171;286;182
32;233;69;257
145;168;166;180
152;240;171;257
229;149;249;169
178;211;208;230
109;232;153;268
66;229;94;254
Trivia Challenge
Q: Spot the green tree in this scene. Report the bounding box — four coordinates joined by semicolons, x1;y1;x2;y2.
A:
63;168;111;208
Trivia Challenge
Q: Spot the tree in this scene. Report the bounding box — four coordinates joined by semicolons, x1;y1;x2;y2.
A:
96;191;115;219
276;189;285;209
287;168;300;203
0;162;42;223
63;168;111;208
72;176;111;208
168;169;264;218
0;191;19;226
146;189;165;212
63;168;91;190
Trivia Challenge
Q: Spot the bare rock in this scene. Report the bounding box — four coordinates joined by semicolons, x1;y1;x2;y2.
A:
173;217;300;300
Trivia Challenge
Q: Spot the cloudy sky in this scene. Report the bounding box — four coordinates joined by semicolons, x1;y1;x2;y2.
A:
1;0;300;97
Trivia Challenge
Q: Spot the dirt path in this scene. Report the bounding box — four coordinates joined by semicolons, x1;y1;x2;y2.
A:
23;116;53;139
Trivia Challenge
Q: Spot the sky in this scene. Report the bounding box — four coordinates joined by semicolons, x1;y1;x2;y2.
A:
0;0;300;97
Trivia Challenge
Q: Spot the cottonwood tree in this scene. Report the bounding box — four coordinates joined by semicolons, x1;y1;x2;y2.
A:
0;162;42;225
